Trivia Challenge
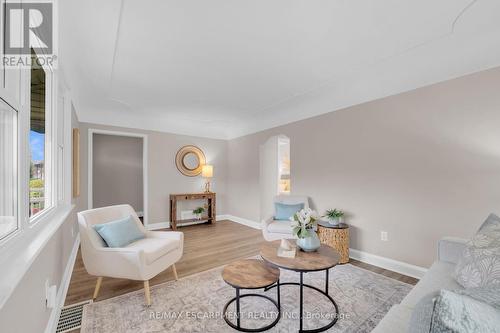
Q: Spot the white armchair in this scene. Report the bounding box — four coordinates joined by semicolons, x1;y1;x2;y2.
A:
261;195;310;241
77;204;184;306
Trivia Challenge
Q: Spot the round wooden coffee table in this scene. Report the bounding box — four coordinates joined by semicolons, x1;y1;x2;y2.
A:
222;259;281;332
260;241;340;333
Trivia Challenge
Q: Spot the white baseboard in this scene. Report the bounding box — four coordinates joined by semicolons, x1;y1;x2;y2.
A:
223;216;426;279
224;215;261;229
145;214;425;279
44;235;81;333
145;215;231;230
145;222;171;230
349;248;427;279
216;214;231;221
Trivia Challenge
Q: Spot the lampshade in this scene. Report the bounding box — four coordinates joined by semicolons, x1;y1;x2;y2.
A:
202;164;213;178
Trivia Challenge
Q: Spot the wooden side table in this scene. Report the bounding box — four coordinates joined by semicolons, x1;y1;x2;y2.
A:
222;259;281;332
169;192;216;230
317;221;350;264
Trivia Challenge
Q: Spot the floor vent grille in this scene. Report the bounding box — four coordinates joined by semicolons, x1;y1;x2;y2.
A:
56;300;92;333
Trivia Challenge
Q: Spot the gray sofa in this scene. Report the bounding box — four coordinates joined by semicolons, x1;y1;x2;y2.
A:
373;236;468;333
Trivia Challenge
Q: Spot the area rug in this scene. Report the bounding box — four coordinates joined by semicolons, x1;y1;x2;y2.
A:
81;261;412;332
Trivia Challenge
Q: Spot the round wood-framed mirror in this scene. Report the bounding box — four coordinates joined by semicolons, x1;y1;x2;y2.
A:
175;145;206;176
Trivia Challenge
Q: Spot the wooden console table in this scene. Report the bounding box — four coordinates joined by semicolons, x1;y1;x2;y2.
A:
169;192;216;230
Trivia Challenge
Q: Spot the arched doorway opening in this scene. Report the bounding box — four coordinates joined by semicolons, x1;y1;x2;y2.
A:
259;135;290;220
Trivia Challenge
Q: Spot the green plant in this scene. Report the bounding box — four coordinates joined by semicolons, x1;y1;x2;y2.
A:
29;178;44;189
193;207;205;215
324;209;344;220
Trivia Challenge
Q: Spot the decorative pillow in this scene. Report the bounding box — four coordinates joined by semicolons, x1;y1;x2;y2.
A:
453;221;500;288
456;283;500;310
430;290;500;333
409;286;500;333
93;215;145;248
274;202;304;220
478;213;500;232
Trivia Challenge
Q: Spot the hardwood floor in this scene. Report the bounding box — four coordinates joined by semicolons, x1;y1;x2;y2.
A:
64;220;418;331
65;220;266;305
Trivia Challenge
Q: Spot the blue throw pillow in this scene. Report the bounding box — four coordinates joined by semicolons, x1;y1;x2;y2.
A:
275;202;304;220
93;215;145;248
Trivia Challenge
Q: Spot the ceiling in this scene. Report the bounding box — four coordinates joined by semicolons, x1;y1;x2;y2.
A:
59;0;500;139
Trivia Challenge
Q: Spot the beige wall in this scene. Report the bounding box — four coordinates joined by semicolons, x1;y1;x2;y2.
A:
227;67;500;267
0;212;79;333
92;134;144;212
79;123;228;225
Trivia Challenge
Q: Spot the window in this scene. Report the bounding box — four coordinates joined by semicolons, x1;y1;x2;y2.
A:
0;99;18;240
29;55;51;218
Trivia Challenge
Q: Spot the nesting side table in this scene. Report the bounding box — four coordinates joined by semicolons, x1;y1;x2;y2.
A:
222;259;281;332
317;221;350;264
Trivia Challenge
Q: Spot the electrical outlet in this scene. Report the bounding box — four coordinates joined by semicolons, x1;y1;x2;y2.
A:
45;279;57;308
381;231;388;241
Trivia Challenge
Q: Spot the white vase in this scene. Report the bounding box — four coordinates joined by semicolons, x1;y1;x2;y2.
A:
328;217;341;225
296;230;321;252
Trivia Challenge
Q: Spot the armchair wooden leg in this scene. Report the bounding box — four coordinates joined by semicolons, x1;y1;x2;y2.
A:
172;264;179;281
144;280;151;306
93;277;103;301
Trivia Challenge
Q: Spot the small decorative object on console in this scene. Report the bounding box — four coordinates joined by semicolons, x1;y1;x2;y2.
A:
291;208;321;252
277;239;296;258
324;208;344;225
193;207;205;220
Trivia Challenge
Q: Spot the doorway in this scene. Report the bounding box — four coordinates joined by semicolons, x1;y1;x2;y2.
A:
259;135;290;220
88;129;148;225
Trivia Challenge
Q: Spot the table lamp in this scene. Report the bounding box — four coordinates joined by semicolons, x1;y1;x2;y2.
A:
202;164;213;193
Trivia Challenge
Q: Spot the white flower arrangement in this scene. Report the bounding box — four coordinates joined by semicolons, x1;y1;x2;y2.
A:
290;208;319;239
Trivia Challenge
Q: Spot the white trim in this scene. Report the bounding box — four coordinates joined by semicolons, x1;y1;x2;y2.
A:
144;215;237;230
44;235;80;333
216;214;231;222
217;215;427;279
145;222;171;230
87;128;149;225
349;248;428;279
224;215;262;230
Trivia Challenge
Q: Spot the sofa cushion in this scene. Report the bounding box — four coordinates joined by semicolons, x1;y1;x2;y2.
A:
126;238;180;265
430;289;500;333
453;220;500;288
267;220;293;234
402;261;462;308
408;291;439;333
438;237;468;264
372;304;413;333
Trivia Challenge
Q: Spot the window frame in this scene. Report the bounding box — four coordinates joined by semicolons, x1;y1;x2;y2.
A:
28;51;56;224
0;97;20;242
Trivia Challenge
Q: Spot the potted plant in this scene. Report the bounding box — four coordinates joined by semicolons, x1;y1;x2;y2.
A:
290;208;320;252
324;209;344;225
193;207;205;220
